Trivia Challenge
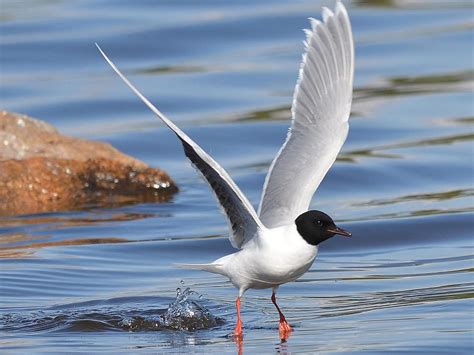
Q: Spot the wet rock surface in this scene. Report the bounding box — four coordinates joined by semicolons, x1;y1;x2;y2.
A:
0;111;177;216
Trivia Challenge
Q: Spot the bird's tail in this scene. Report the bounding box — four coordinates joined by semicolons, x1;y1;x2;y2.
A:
175;263;225;275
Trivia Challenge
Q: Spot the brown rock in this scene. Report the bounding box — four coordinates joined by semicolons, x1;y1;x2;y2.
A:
0;111;178;216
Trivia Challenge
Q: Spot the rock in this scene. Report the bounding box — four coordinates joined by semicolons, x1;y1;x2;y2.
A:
0;111;178;216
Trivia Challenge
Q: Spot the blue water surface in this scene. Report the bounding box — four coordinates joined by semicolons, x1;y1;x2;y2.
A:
1;0;473;353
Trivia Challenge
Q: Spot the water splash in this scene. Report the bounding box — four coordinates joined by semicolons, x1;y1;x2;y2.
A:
161;286;218;331
117;287;220;332
1;287;223;333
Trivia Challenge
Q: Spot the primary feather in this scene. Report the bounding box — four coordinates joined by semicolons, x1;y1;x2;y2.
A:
258;2;354;229
96;44;265;249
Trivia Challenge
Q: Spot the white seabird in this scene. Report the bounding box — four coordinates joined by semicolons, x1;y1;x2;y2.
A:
97;1;354;341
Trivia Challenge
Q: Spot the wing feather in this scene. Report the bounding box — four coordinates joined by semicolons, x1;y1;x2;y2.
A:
258;2;354;228
97;45;265;248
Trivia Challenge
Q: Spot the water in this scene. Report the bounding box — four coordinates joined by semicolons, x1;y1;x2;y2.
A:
2;285;222;334
1;0;473;353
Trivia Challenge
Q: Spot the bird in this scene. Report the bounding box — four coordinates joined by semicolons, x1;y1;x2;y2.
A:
97;0;353;342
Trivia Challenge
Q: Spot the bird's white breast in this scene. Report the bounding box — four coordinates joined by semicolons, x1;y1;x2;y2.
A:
222;224;318;291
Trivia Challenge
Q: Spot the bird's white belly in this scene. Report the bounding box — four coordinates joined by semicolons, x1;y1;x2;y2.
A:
253;248;316;288
226;238;318;290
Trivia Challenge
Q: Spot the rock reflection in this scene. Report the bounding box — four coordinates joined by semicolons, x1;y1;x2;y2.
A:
0;236;128;258
0;211;159;258
0;211;155;228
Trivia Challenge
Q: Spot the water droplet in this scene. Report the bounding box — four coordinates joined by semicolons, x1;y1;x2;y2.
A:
161;284;217;331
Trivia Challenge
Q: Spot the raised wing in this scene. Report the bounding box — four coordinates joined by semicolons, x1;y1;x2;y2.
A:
97;45;265;248
258;2;354;228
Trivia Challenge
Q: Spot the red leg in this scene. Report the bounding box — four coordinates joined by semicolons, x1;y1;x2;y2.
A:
271;290;292;341
233;297;243;340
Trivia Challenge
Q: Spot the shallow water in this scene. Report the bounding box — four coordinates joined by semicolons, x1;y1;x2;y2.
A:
1;0;473;353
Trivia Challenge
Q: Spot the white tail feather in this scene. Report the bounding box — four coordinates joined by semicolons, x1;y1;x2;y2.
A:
175;263;224;275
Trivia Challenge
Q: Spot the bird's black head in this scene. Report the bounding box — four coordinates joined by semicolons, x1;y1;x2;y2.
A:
295;210;351;246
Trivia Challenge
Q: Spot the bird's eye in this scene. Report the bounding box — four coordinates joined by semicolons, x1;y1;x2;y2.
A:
316;220;322;225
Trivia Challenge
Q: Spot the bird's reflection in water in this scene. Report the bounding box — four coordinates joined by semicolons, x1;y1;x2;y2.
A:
232;327;293;355
276;339;291;355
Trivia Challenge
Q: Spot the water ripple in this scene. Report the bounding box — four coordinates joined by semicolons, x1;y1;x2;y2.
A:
1;289;224;334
